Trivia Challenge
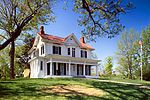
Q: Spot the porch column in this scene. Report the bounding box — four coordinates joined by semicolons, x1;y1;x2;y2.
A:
69;61;71;76
96;65;98;76
83;63;85;76
56;62;58;75
50;58;53;76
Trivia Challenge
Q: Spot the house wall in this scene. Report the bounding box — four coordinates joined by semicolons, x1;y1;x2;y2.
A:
30;34;92;59
45;43;52;55
30;59;39;78
30;57;47;78
44;42;92;59
87;50;91;59
29;34;96;78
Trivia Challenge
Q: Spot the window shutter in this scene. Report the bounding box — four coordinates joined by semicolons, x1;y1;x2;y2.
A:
77;64;79;75
53;46;55;54
47;63;50;75
74;48;75;57
81;50;83;57
43;45;44;54
54;63;56;75
41;47;42;55
85;51;87;58
40;61;43;70
64;63;66;75
68;48;70;55
59;47;61;55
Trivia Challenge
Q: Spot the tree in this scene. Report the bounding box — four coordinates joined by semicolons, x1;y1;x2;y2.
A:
105;56;113;76
91;51;98;59
0;47;10;80
141;26;150;81
0;0;55;50
15;33;35;69
74;0;133;41
0;0;55;79
115;57;129;78
116;30;140;79
0;0;133;79
0;0;133;50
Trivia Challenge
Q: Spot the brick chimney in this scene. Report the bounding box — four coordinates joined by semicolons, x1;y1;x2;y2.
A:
80;36;85;43
40;26;44;34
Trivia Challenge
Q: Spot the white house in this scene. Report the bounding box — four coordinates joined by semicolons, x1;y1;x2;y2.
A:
28;26;99;78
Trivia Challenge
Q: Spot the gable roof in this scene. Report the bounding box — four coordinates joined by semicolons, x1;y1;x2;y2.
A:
38;33;94;50
64;33;81;46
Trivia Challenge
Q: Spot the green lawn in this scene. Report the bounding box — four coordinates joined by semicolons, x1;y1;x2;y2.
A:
0;78;150;100
99;76;150;86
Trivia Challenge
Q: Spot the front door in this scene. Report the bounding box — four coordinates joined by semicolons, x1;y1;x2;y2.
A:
77;64;83;75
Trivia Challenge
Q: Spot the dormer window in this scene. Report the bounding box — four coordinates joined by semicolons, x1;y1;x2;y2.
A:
41;45;44;55
81;50;87;58
53;46;61;55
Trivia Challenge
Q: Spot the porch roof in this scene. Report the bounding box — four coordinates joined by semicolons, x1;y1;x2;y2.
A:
45;54;100;65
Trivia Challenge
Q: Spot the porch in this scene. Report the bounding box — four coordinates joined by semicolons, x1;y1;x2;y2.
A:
44;55;99;78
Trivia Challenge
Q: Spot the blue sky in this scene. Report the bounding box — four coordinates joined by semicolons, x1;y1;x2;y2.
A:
43;0;150;68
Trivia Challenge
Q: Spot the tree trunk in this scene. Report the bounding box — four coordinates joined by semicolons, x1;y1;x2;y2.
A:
10;41;15;79
127;56;132;79
129;65;132;79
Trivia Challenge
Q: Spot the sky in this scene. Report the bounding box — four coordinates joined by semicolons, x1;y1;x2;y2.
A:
42;0;150;69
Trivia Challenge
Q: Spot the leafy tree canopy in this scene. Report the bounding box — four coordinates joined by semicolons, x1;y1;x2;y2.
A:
74;0;133;41
105;56;113;76
0;0;55;50
116;30;140;79
0;0;133;50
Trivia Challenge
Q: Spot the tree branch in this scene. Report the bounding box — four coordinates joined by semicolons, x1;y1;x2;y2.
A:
82;0;110;34
0;2;44;50
0;34;7;40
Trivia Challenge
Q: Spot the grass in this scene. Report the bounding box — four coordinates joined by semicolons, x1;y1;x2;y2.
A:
0;78;150;100
99;76;150;86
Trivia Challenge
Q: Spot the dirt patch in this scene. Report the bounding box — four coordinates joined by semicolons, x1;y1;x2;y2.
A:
41;85;106;96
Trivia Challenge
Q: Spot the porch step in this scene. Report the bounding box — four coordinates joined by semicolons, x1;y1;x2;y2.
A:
73;75;86;78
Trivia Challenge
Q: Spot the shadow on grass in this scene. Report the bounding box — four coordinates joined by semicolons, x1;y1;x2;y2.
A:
88;80;150;100
0;78;150;100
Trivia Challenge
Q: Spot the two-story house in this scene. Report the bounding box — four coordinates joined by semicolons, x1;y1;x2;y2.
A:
28;26;99;78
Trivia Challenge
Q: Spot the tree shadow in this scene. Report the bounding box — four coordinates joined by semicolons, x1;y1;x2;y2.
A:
0;78;150;100
89;80;150;100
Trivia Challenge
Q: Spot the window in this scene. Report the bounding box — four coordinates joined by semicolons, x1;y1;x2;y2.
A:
68;48;70;55
40;61;43;70
72;48;75;57
81;50;87;58
41;45;44;55
53;46;61;55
